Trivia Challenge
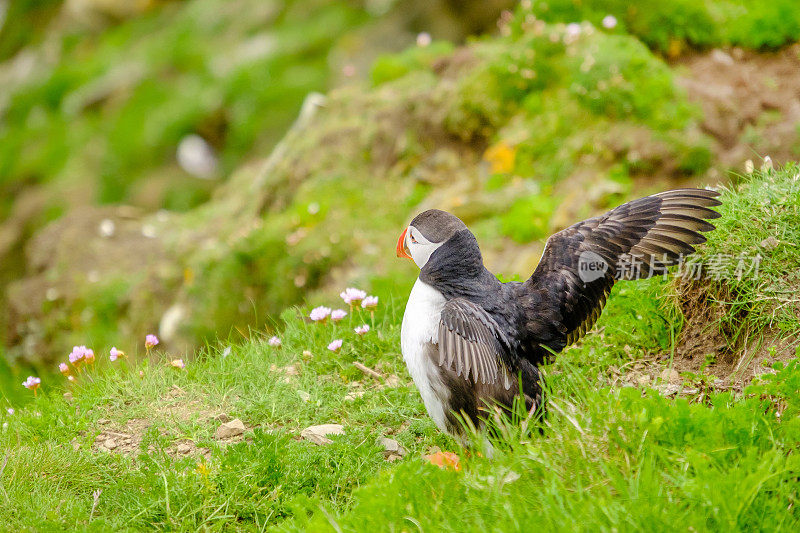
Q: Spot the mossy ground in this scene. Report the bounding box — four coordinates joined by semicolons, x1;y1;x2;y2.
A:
2;167;800;531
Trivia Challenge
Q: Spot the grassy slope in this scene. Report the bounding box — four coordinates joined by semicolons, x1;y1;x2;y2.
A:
2;168;800;531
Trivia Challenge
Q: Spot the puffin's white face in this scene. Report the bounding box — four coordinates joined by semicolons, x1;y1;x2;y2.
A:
396;225;443;269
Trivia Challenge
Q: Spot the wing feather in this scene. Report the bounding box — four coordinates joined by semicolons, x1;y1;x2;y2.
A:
524;188;720;360
438;299;509;386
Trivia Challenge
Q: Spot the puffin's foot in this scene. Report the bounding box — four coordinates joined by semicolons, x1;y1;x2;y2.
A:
423;451;461;471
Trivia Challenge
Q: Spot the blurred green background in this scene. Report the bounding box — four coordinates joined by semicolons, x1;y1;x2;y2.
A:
2;0;799;404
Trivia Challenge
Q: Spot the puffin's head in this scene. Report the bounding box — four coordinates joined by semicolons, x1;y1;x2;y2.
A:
396;209;468;269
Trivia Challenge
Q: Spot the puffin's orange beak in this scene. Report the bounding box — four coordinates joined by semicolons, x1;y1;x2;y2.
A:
396;227;412;259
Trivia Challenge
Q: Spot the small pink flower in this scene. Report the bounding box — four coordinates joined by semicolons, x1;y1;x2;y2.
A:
331;309;347;322
170;359;185;369
68;375;76;382
109;346;124;362
268;336;282;347
602;15;618;29
7;408;14;416
340;288;367;306
361;296;378;310
84;348;95;364
310;306;332;322
69;345;87;365
22;376;41;391
327;339;343;352
354;325;370;336
145;334;159;350
59;363;69;376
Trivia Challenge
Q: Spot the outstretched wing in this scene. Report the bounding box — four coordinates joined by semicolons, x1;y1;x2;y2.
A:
524;188;721;355
438;298;512;387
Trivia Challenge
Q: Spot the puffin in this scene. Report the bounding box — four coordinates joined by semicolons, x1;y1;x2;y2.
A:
396;188;721;442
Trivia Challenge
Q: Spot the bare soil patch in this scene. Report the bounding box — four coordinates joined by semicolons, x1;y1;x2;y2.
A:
677;45;800;169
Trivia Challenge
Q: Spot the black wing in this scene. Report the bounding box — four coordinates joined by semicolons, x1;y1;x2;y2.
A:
524;188;721;355
438;298;512;386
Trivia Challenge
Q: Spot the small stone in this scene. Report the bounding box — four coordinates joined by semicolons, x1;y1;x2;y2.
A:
637;375;651;387
386;453;403;462
384;375;401;388
177;443;191;454
301;424;344;445
662;368;680;384
104;438;118;450
380;437;406;457
214;413;231;423
215;418;246;439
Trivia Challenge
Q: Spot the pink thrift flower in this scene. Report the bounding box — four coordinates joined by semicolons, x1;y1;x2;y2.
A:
22;376;41;390
69;346;86;365
331;309;347;322
327;339;343;352
354;325;370;336
602;15;618;29
268;336;282;347
109;346;124;362
310;306;332;322
340;288;367;306
145;334;159;350
7;408;14;415
59;363;69;375
361;296;378;310
68;375;76;382
84;348;95;364
170;359;185;369
416;32;432;47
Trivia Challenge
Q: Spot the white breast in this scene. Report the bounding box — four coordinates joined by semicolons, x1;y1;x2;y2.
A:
401;278;450;432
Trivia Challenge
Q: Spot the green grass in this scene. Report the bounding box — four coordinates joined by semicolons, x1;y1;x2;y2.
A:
2;283;798;530
675;164;800;347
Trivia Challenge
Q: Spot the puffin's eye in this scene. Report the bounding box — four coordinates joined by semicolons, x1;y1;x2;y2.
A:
409;231;418;244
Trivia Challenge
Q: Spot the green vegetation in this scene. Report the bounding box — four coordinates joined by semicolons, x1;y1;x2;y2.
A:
3;167;800;530
676;163;800;346
2;0;800;525
521;0;800;52
0;0;369;217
